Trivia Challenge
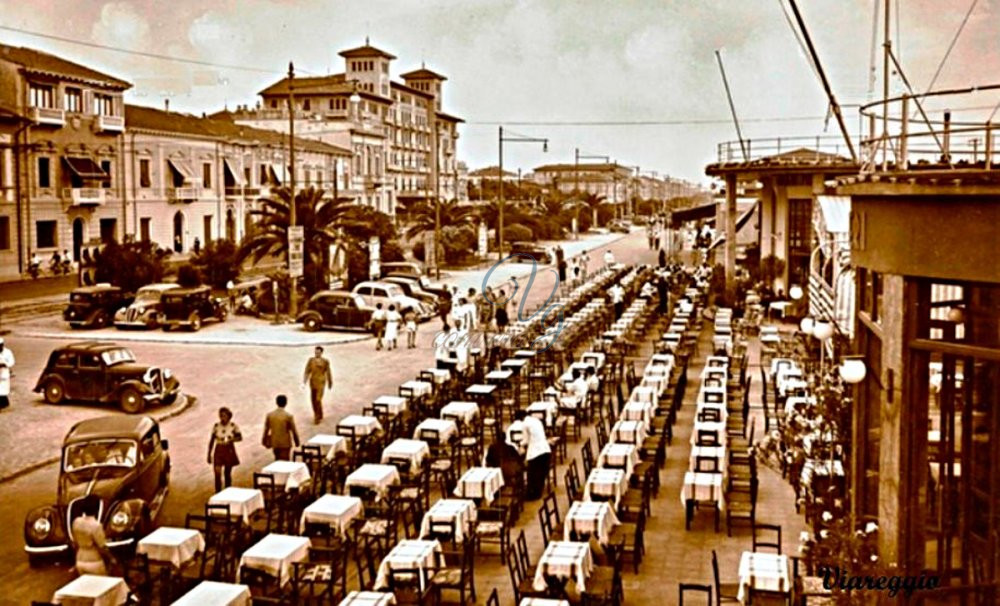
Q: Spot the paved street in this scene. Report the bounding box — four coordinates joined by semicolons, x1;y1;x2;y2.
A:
0;230;652;603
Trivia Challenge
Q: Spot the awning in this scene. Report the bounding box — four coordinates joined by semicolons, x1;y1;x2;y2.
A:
166;158;196;181
817;195;850;233
705;202;757;251
63;156;107;179
670;202;717;227
269;163;284;184
223;158;244;186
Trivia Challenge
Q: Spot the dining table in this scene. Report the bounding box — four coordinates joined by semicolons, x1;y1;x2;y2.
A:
52;575;129;606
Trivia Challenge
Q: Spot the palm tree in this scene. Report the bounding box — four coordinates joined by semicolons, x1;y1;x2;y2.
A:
238;185;363;295
580;192;608;227
404;198;477;239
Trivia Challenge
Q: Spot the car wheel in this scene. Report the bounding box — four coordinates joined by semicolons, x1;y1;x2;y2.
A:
92;311;108;328
43;378;65;405
304;316;320;332
189;313;202;332
119;387;145;414
218;307;228;322
27;553;46;568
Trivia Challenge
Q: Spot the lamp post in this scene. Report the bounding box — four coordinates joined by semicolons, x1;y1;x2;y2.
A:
498;127;548;260
287;61;297;318
574;149;610;235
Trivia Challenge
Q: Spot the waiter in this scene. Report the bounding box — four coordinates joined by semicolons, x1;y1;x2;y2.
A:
509;410;551;500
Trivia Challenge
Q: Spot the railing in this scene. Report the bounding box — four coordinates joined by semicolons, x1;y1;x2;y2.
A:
225;186;262;198
62;187;106;206
167;187;201;202
715;135;855;164
858;83;1000;174
31;106;65;126
96;114;124;132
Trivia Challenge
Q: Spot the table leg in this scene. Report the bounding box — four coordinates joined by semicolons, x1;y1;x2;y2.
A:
685;499;693;530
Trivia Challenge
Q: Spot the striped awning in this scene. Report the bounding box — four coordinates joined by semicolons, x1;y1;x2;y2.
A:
810;268;856;339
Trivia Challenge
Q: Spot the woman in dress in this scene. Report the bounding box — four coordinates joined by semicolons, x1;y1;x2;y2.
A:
71;495;115;576
207;407;242;492
384;304;402;350
494;289;510;330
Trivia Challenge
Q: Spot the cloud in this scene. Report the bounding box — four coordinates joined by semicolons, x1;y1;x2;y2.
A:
91;2;150;49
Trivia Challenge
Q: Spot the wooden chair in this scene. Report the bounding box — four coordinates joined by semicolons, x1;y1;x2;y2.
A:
581;542;624;606
387;567;433;605
290;545;349;604
679;583;713;605
696;455;721;473
564;460;583;504
752;522;783;554
506;533;546;602
618;507;646;573
485;587;500;606
429;535;476;605
582;438;596;477
474;502;511;560
725;477;757;537
711;549;741;605
354;536;381;591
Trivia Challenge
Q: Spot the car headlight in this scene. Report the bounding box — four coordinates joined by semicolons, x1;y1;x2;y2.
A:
67;310;76;319
107;503;135;534
26;507;57;542
33;517;51;537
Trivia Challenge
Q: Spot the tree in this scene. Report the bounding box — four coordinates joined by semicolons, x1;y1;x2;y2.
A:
403;199;476;240
340;205;404;287
176;264;202;287
580;193;608;228
238;186;362;296
93;239;168;293
191;239;240;289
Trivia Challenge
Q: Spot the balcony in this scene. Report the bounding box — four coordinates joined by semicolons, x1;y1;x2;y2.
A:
168;186;201;203
31;107;65;126
225;186;263;199
96;114;124;132
62;187;106;206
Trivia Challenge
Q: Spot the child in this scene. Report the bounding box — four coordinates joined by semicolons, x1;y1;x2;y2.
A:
404;308;417;349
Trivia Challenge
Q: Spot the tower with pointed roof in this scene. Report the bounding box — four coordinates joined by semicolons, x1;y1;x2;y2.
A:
340;37;395;98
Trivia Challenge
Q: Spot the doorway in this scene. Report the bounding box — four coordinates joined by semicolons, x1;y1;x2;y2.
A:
72;218;85;262
226;208;236;242
173;211;184;252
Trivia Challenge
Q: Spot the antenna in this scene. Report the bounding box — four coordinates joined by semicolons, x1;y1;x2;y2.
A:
714;49;747;162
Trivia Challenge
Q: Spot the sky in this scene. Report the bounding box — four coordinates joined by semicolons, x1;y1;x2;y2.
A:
1;0;998;184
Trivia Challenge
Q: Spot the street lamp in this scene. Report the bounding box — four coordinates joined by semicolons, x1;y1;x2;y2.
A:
839;357;867;384
799;316;814;335
574;149;610;236
498;127;548;260
789;284;804;300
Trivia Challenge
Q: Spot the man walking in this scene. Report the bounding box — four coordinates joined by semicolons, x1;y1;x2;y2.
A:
608;281;625;320
555;246;566;283
509;410;551;500
0;337;14;411
262;394;299;460
303;346;333;424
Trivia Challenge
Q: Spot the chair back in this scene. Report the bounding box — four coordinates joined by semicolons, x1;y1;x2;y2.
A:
678;583;712;605
697;408;721;423
696;430;720;447
505;539;525;600
486;587;500;606
752;522;783;554
565;461;582;503
695;456;720;473
427;518;458;546
515;529;532;578
582;438;596;476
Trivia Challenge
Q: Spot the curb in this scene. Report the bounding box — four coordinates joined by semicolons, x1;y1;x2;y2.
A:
8;330;373;349
0;394;199;485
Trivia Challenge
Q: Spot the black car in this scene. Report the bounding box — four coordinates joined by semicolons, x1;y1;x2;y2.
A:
384;273;450;301
63;284;133;329
159;286;227;331
24;415;170;566
297;291;373;332
33;342;180;413
509;241;552;264
382;276;440;314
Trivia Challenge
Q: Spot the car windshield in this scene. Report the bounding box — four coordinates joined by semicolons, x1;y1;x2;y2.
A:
384;284;404;297
134;289;167;303
101;349;135;366
64;439;138;472
70;293;93;303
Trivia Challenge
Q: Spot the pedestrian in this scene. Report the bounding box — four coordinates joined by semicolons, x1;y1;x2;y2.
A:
480;286;495;331
572;257;582;285
608;281;625;319
603;249;615;267
0;337;14;411
494;289;510;330
404;307;418;348
438;290;452;331
262;394;299;461
657;274;669;315
70;495;116;576
302;346;333;423
369;302;387;350
385;304;401;350
226;280;236;312
658;248;667;268
556;247;567;282
207;406;242;492
466;288;479;331
581;251;590;280
509;410;551;500
193;237;201;255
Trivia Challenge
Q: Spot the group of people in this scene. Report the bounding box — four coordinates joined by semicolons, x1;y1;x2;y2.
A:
368;303;418;351
555;246;591;287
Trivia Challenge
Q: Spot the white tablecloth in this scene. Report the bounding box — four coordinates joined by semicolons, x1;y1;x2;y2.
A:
598;443;640;476
339;415;383;436
629;385;656;404
564;501;620;544
239;534;310;586
527;400;559;427
440;401;479;424
621;401;654;424
137;527;205;568
413;418;459;445
485;369;514;383
689;446;727;473
737;552;791;602
345;464;402;501
454;467;504;504
400;380;434;398
501;358;529;374
520;600;570;606
611;420;647;445
373;539;442;591
581;352;605;369
208;487;265;523
380;438;431;474
171;581;251;606
260;460;311;491
300;494;363;535
339;591;397;606
419;498;477;543
641;375;668;396
53;575;129;606
691;420;727;447
373;396;408;416
465;384;497;397
532;541;593;592
583;469;628;508
305;434;349;461
680;471;725;507
423;368;451;384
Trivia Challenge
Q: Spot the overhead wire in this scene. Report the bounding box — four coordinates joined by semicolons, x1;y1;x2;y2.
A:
467;115;828;126
922;0;978;94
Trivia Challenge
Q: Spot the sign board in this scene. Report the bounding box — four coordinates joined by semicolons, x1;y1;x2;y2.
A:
288;225;305;278
571;217;578;238
368;236;380;280
477;223;488;258
424;231;436;269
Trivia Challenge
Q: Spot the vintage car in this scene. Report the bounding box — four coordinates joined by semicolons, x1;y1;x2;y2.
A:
351;281;435;320
508;241;553;264
24;415;170;566
297;290;373;332
383;272;450;301
159;285;228;331
607;219;631;234
63;284;133;329
382;276;440;314
114;283;179;329
33;342;180;413
380;261;425;279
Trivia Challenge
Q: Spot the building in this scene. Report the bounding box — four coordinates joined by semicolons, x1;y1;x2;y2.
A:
467;166;517;188
218;40;463;216
122;104;351;254
532;162;634;203
0;43;131;281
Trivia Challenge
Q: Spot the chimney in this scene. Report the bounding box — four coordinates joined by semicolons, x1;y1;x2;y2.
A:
164;99;170;112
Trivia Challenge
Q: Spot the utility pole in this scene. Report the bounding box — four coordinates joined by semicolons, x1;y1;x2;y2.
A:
287;61;298;318
498;126;504;261
432;110;441;279
715;49;748;161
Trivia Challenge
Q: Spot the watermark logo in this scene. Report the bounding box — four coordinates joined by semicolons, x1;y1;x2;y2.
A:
818;567;941;599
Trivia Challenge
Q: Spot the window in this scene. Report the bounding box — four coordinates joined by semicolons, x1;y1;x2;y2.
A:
0;216;9;250
270;99;277;109
37;157;51;188
79;353;100;369
29;84;54;108
202;163;212;188
64;88;83;113
244;166;251;185
260;164;268;185
100;160;112;189
139;159;151;188
36;220;57;248
99;218;117;243
203;215;213;243
140;431;159;458
93;93;115;116
140;217;151;242
54;352;77;368
302;99;311;111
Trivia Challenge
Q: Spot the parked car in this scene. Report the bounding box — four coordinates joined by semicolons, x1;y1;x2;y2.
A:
23;415;170;566
508;241;552;263
63;284;133;329
382;276;440;313
34;342;180;413
383;272;450;300
380;261;425;279
114;283;179;329
608;220;630;233
351;281;434;320
297;291;373;332
159;286;227;331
